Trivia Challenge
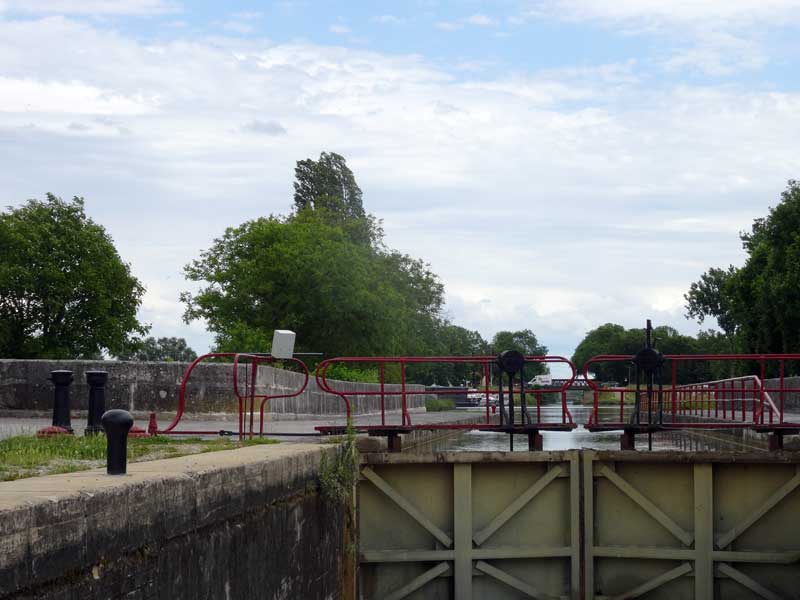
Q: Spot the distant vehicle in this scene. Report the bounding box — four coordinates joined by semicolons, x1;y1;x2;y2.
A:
463;390;498;408
528;374;552;387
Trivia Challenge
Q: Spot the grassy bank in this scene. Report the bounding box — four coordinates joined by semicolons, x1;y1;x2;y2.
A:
0;434;277;481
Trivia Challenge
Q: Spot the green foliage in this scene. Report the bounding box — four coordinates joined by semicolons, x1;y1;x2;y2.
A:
117;336;198;362
684;266;737;342
490;329;549;377
294;152;365;219
182;209;444;361
0;194;147;358
425;396;456;411
685;181;800;373
318;426;358;505
0;434;276;481
323;363;379;383
183;151;552;383
293;152;379;246
571;323;733;384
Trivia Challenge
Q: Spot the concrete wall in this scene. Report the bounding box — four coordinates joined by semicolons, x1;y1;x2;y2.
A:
0;444;354;600
765;375;800;410
0;359;427;417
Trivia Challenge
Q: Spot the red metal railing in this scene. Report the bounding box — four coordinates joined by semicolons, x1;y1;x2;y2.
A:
314;355;577;432
584;354;800;431
152;352;309;440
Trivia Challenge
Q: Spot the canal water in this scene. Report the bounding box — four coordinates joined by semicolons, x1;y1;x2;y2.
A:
413;404;766;453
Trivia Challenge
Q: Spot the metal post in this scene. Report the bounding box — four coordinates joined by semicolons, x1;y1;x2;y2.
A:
85;370;108;436
40;370;74;435
387;432;402;453
101;409;134;475
621;429;636;450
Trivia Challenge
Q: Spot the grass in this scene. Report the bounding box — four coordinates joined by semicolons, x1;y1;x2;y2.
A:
0;434;278;481
579;390;637;405
425;397;456;412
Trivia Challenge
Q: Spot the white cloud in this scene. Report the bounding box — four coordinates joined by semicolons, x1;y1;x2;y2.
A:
242;119;287;135
438;14;496;31
0;76;154;114
436;21;462;31
329;24;351;35
523;0;799;76
466;13;494;26
0;16;798;354
0;0;178;15
662;31;767;75
373;14;405;25
222;20;254;34
537;0;800;27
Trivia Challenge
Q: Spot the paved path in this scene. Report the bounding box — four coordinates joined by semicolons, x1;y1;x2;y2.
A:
0;409;490;441
3;407;798;441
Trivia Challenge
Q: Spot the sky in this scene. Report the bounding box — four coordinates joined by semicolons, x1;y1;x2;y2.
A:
1;1;799;370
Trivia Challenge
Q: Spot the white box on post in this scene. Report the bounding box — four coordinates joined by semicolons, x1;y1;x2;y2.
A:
271;330;296;359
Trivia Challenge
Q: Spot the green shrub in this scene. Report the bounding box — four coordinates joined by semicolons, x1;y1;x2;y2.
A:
425;397;456;411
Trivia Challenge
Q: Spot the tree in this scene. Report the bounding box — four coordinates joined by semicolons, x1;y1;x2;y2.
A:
293;152;365;218
292;152;378;246
685;181;800;370
117;336;197;362
571;323;632;382
0;194;147;358
408;324;488;385
181;209;445;361
572;323;722;384
684;266;737;351
490;329;549;376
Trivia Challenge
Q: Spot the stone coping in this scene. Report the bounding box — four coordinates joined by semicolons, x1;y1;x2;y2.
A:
0;443;334;597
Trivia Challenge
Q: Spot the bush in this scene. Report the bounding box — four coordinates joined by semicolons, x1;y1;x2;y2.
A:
425;397;456;411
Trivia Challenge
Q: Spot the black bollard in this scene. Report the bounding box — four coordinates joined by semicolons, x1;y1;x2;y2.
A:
101;409;134;475
49;370;74;433
85;371;108;436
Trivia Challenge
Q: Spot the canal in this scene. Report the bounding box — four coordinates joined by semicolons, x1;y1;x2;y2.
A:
413;403;767;452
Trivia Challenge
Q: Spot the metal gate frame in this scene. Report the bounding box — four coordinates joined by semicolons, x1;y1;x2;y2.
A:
584;451;800;600
359;451;581;599
358;452;800;600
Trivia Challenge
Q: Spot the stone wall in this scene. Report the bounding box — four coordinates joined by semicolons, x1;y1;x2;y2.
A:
0;444;354;600
0;359;427;417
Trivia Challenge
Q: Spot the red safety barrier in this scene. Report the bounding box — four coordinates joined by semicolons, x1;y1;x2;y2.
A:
150;352;309;440
313;355;577;435
583;353;800;433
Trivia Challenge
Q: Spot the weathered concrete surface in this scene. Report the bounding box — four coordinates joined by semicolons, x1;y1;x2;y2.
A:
0;409;487;441
765;375;800;410
0;444;354;600
0;359;427;417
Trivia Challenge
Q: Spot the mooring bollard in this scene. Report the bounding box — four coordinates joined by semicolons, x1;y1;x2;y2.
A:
85;371;108;436
37;370;74;437
101;409;134;475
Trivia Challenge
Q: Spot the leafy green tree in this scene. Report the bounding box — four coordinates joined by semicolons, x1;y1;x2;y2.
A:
729;181;800;355
684;266;738;352
181;209;445;361
117;336;197;362
292;153;379;246
294;152;365;218
572;323;711;383
0;194;147;358
571;323;635;382
409;324;488;385
686;181;800;373
490;329;549;376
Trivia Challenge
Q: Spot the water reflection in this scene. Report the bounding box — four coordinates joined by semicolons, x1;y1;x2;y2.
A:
413;404;765;453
